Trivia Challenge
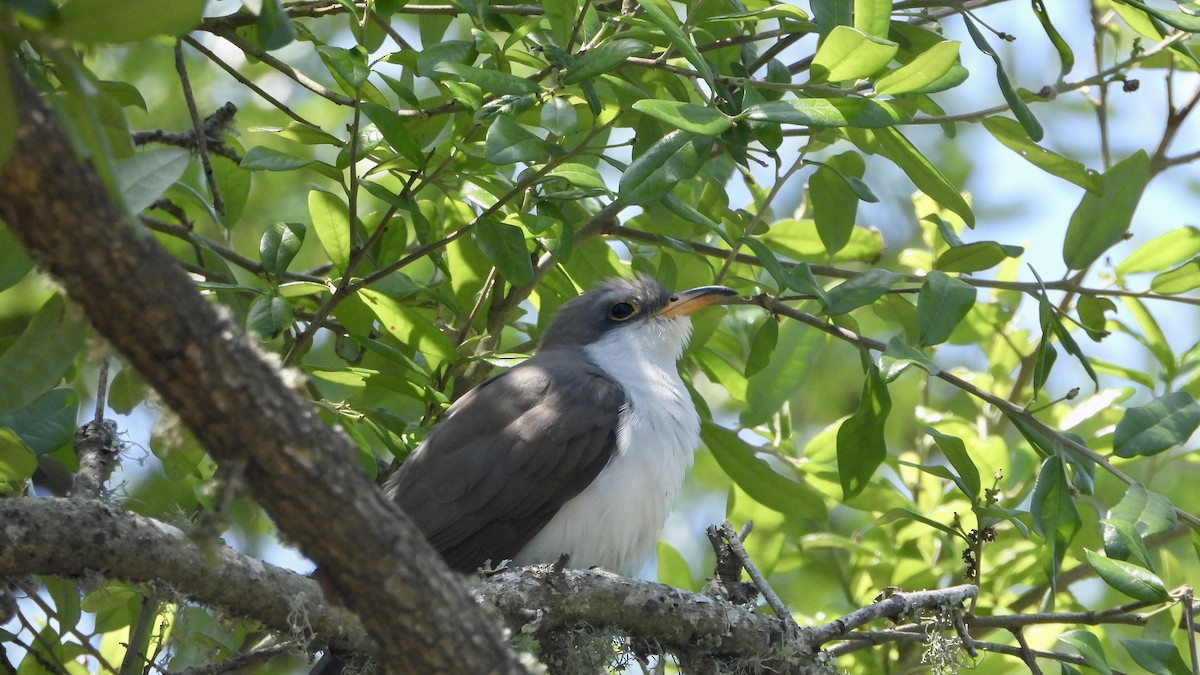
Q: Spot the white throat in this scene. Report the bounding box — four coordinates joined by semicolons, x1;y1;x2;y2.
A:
512;316;700;576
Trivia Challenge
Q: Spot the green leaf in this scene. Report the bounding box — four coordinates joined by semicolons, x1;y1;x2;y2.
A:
260;222;306;277
825;268;903;315
485;114;555;165
787;263;831;307
358;289;455;367
279;281;328;298
1032;0;1075;79
878;507;964;539
1113;391;1200;458
240;146;318;172
934;240;1024;273
882;336;941;376
744;98;909;128
108;366;145;415
474;219;533;285
1063;150;1150;270
762;218;885;264
1121;639;1193;675
0;296;87;416
307;190;351;273
0;388;79;455
54;0;204;43
853;0;891;37
431;62;540;95
961;14;1043;140
1033;336;1057;395
1151;258;1200;294
361;102;426;168
702;423;827;519
115;149;190;214
742;320;824;427
1032;268;1099;388
546;163;607;191
0;52;14;168
1030;455;1080;543
415;40;474;78
43;578;81;634
811;25;898;82
635;0;716;90
662;194;724;241
924;427;981;501
2;0;58;21
873;127;974;227
1119;296;1173;375
810;152;865;254
745;316;779;377
98;80;147;112
246;294;293;340
0;223;34;292
837;363;891;499
1119;227;1200;275
316;46;369;90
742;237;791;293
1085;550;1169;602
1076;295;1115;341
873;41;961;95
1117;0;1200;32
916;271;975;346
618;131;713;205
256;0;295;50
1059;631;1112;675
0;428;37;487
210;152;250;228
563;39;650;84
1101;517;1154;568
982;117;1102;193
540;97;579;136
656;541;695;591
631;100;733;136
707;5;810;23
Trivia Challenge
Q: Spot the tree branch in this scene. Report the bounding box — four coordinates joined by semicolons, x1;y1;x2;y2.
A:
0;497;371;656
0;61;524;675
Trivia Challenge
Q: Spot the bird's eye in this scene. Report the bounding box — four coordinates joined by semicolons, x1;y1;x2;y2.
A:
608;300;639;321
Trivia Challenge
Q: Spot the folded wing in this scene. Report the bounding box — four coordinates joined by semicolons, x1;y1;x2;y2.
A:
383;350;625;571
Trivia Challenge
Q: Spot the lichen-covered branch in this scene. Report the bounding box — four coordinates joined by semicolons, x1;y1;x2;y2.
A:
0;498;370;656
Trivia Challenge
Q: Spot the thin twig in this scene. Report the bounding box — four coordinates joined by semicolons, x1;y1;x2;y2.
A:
181;36;319;129
119;591;159;675
140;217;325;283
71;361;119;499
205;28;355;106
1012;628;1044;675
93;357;109;423
175;41;223;215
718;521;798;633
173;641;302;675
131;101;241;162
1184;587;1198;675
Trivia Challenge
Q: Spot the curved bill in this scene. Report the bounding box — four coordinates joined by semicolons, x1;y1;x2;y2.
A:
657;285;738;318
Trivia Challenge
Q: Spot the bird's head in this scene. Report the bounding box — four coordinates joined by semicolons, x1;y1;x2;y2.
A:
540;276;737;359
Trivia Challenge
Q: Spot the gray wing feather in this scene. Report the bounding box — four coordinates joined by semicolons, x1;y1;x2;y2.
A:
383;350;624;572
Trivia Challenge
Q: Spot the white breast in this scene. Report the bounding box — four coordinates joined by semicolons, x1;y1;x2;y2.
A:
512;316;700;576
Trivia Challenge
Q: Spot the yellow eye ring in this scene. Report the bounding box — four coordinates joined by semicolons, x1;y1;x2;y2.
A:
608;300;639;321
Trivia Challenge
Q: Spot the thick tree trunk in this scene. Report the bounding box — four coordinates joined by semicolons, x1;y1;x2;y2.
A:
0;62;524;675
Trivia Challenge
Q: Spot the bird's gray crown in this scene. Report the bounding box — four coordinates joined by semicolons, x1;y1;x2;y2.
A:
540;275;672;350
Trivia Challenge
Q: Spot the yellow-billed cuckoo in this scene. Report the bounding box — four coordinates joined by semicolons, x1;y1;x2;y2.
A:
386;276;736;575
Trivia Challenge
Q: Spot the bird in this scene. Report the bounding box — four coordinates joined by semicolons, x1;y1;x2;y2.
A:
384;275;737;576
